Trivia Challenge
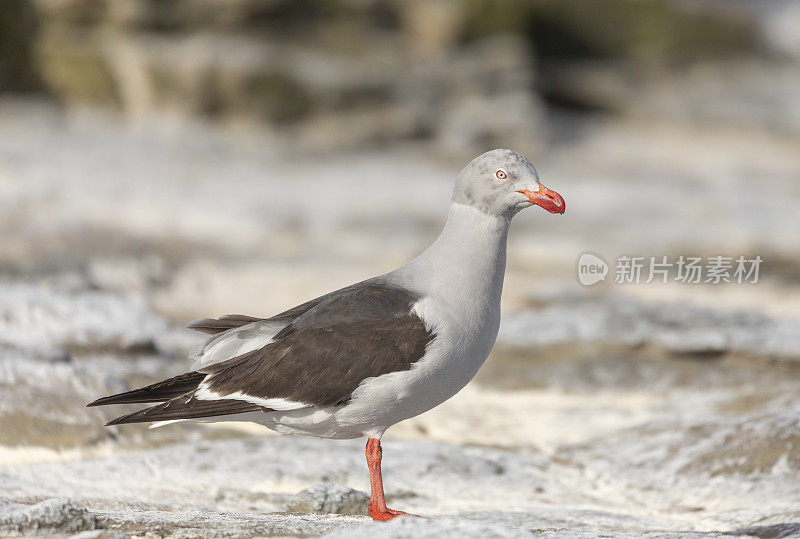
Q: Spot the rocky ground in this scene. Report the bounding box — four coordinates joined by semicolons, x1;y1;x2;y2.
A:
2;277;800;538
1;98;800;538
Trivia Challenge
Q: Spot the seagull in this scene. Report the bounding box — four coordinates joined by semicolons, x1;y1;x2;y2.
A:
88;149;565;521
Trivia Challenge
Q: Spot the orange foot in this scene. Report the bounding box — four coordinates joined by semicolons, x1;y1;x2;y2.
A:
368;506;419;521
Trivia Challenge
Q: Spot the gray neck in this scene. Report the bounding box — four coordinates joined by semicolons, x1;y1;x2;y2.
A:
393;202;510;303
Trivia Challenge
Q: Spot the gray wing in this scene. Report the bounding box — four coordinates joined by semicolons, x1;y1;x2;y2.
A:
200;281;435;407
187;278;382;370
91;280;435;424
187;278;385;336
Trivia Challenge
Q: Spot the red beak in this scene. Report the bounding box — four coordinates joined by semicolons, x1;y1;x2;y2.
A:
517;184;565;214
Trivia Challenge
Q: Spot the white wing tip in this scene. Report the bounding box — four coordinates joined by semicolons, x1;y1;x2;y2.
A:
150;419;185;429
195;385;308;411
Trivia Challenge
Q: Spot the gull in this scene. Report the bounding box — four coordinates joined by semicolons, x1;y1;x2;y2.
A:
89;149;565;521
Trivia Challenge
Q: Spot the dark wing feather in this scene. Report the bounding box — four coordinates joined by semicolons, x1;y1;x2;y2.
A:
91;279;434;425
105;393;262;425
87;371;206;407
201;281;435;408
186;314;264;335
185;279;378;335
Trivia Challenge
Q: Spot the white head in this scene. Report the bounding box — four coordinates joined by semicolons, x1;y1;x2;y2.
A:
452;149;565;218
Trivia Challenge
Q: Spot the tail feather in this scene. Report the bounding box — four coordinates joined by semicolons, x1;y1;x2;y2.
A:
87;371;206;407
106;393;263;425
186;314;263;335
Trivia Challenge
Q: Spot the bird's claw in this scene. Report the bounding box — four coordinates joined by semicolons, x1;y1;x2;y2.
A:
368;505;419;521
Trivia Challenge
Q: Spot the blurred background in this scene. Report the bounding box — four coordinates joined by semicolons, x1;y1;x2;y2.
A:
1;0;800;537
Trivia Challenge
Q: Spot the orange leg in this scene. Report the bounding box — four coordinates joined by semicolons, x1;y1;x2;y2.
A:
365;437;418;521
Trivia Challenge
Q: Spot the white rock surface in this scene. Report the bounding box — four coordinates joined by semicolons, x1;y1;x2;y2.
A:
0;497;98;536
1;275;800;536
500;294;800;360
0;280;193;358
288;484;370;516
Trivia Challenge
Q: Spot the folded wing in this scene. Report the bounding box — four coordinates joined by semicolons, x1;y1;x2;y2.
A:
90;279;435;425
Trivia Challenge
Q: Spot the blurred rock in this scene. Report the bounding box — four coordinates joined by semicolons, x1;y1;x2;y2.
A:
0;349;140;448
0;0;42;93
747;0;800;60
0;498;97;536
0;280;195;448
35;23;121;107
8;0;798;151
400;0;463;60
86;256;170;293
8;0;797;150
0;280;188;356
517;0;754;65
0;342;232;449
732;523;800;539
287;483;369;516
24;0;546;154
539;59;800;134
562;389;800;483
500;295;800;360
436;35;543;155
630;62;800;136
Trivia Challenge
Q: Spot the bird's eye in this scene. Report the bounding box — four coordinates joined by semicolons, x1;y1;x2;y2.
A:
495;169;508;180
